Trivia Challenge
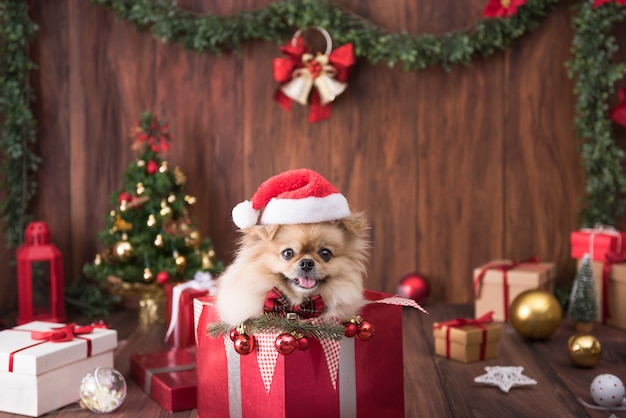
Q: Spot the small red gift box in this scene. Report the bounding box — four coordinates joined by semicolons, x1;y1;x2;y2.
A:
570;226;626;261
194;291;422;418
130;348;197;413
164;275;216;347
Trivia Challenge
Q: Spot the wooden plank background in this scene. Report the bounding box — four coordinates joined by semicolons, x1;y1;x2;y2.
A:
0;0;594;314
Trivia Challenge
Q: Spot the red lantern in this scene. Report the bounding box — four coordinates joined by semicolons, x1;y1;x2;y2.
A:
16;222;65;324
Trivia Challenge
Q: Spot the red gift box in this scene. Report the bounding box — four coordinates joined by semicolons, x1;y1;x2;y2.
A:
165;277;215;347
130;348;197;413
193;291;422;418
570;226;626;261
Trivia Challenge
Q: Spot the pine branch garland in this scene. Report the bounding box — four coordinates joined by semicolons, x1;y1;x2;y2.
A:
208;313;346;342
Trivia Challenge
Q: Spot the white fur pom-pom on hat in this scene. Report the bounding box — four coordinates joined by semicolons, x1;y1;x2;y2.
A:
231;168;351;228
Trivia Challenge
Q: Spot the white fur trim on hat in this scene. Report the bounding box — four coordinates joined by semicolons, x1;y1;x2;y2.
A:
232;200;260;229
260;194;350;225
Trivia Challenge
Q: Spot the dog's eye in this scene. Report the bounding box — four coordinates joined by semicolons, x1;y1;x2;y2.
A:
318;248;333;262
281;248;295;261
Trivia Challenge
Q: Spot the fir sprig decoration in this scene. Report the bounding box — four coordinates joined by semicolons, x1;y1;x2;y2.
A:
208;313;346;342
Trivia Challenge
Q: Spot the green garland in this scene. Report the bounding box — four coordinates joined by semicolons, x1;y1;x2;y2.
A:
567;1;626;226
1;0;625;252
0;1;40;248
91;0;558;71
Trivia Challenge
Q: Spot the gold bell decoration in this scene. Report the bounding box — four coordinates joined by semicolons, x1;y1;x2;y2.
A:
273;26;355;123
112;234;133;262
185;229;201;249
142;267;154;282
509;289;562;340
174;250;187;274
567;334;602;367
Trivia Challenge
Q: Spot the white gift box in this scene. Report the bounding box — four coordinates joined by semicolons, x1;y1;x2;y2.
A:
0;321;117;417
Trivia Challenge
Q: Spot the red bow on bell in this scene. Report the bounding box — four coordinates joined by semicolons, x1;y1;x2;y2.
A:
263;287;324;319
273;36;355;123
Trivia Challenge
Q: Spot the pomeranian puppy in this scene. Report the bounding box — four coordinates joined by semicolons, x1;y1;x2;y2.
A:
215;213;369;326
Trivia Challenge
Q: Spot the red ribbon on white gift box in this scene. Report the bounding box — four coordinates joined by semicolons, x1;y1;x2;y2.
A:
8;323;95;372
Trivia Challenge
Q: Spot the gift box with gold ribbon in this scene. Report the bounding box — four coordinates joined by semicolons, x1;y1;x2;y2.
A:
473;258;556;322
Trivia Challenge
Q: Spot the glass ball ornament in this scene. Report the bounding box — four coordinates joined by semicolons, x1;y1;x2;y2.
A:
590;374;626;407
397;273;430;303
79;367;126;413
567;334;601;367
509;289;562;340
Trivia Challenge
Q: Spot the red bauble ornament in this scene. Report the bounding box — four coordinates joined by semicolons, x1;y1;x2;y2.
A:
397;273;430;303
344;322;358;338
156;271;170;284
229;329;240;342
146;160;158;175
275;333;297;355
356;320;375;341
234;334;255;355
118;192;132;203
296;336;310;351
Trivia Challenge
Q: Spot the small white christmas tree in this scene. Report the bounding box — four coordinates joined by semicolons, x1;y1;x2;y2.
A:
568;253;597;331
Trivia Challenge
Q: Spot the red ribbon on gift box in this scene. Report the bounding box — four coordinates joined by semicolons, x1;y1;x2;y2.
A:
8;323;95;372
433;311;494;361
473;257;539;321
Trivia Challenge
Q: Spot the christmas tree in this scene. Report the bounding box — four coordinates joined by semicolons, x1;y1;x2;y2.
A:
83;112;223;294
568;253;597;328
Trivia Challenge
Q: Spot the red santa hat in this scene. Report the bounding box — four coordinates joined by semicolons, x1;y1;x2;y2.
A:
232;168;351;229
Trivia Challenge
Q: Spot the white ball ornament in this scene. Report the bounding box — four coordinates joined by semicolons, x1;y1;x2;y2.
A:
79;367;127;413
590;374;626;408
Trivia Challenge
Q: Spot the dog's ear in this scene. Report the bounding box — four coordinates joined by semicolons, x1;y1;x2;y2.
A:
243;224;280;242
338;212;368;235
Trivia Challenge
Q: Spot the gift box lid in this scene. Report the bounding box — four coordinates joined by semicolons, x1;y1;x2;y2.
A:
433;322;501;345
571;229;626;256
0;321;117;375
474;259;554;287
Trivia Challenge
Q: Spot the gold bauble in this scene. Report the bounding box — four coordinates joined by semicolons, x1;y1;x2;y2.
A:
201;253;214;270
567;334;601;367
143;267;154;282
509;289;562;340
112;238;133;262
185;230;201;248
174;252;187;273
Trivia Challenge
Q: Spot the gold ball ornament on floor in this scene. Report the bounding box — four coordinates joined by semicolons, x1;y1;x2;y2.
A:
509;289;562;340
567;334;601;367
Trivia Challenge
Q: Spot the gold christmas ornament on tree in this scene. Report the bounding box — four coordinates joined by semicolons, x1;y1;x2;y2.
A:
202;252;214;270
173;166;186;185
509;289;562;340
567;334;601;367
142;267;154;282
154;234;164;247
184;230;201;248
113;235;133;262
147;214;157;227
174;251;187;273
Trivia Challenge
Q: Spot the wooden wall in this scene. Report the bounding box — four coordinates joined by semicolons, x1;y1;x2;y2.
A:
0;0;586;314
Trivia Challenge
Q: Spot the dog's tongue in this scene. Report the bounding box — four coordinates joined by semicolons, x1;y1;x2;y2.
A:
298;277;317;289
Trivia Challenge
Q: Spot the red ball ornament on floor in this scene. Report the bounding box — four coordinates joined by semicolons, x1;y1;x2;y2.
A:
397;273;430;303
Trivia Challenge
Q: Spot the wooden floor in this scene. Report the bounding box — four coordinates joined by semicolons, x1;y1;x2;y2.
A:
1;305;624;418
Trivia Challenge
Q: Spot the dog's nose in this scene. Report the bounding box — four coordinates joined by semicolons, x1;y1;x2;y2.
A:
299;259;315;272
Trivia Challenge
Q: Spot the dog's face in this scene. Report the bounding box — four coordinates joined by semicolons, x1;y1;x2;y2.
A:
237;213;369;300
